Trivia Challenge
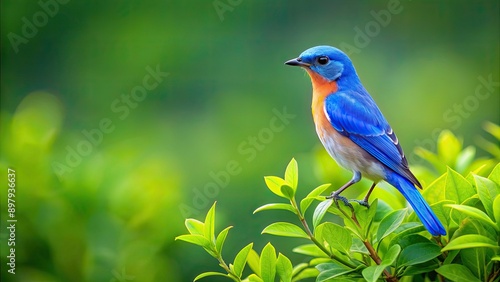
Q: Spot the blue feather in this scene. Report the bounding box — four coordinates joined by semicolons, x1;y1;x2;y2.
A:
324;91;420;185
385;171;446;236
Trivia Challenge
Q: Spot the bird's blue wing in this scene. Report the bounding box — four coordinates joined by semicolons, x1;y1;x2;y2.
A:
324;91;420;187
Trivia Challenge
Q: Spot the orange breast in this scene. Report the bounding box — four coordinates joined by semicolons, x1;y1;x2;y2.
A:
305;69;338;135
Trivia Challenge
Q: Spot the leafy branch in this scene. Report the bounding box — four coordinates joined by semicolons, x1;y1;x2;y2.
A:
176;128;500;282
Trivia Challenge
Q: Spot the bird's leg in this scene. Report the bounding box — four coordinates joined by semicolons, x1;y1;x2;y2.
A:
351;182;377;208
327;172;361;207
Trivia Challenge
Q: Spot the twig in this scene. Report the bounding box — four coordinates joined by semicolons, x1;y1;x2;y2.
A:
216;254;241;282
291;198;357;269
363;240;398;282
334;199;361;228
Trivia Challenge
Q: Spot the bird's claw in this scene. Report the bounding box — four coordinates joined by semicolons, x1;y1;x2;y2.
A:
326;192;353;208
326;192;370;209
350;199;370;208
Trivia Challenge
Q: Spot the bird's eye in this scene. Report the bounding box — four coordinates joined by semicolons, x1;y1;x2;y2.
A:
317;56;329;65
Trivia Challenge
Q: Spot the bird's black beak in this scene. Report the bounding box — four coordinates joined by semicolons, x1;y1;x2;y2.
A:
285;58;310;67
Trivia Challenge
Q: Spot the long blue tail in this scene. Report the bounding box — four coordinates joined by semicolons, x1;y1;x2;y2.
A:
385;171;446;236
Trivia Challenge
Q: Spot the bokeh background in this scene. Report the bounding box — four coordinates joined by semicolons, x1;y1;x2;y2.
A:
1;1;499;281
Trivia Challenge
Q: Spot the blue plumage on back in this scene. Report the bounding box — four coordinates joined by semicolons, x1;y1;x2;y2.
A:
324;90;419;187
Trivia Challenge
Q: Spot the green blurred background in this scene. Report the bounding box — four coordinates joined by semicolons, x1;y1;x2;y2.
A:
1;1;499;281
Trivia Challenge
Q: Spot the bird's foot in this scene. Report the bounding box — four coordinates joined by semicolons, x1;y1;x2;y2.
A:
326;192;352;208
350;199;370;208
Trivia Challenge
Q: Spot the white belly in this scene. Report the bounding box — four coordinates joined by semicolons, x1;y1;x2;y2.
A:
317;127;386;181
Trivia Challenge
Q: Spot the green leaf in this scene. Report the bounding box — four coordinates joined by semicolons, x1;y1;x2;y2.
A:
362;265;386;282
215;226;233;254
373;200;394;222
494;195;500;230
415;147;446;173
447;204;499;231
430;200;454;227
362;245;400;282
452;218;496;279
316;278;358;282
313;199;333;229
456;146;476;173
309;257;331;266
441;234;500;252
193;271;229;281
401;260;440;276
204;202;217;242
284;158;298;190
382;244;401;266
185;218;205;235
389;223;426;247
316;263;357;282
247;249;260;276
260;243;276;282
175;234;212;249
292;266;319;281
316;222;352;255
261;222;309;239
422;173;447;204
247;274;264;282
280;184;295;200
443;250;460;265
437;130;462;166
341;199;377;240
293;244;327;257
397;242;441;267
488;163;500;186
264;176;286;198
478;138;500;160
253;203;297;215
460;241;492;280
435;264;482;282
397;234;430;249
276;253;293;282
350;238;369;255
445;168;476;204
377;209;407;242
300;183;331;214
483;121;500;140
233;243;253;278
471;162;491;176
474;175;499;218
291;263;308;277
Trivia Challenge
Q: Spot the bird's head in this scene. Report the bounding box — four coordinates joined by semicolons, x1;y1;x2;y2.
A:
285;45;357;83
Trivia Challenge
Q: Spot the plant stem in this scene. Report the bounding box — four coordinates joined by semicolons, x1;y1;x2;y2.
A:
363;240;398;282
291;198;357;269
487;267;500;282
334;200;360;228
363;240;382;264
217;254;240;282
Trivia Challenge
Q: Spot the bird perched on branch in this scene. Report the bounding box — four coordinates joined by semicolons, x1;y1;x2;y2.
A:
285;45;446;236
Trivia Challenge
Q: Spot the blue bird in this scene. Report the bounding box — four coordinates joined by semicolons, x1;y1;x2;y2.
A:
285;46;446;236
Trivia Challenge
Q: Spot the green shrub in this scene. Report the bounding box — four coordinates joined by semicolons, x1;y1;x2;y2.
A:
176;127;500;282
